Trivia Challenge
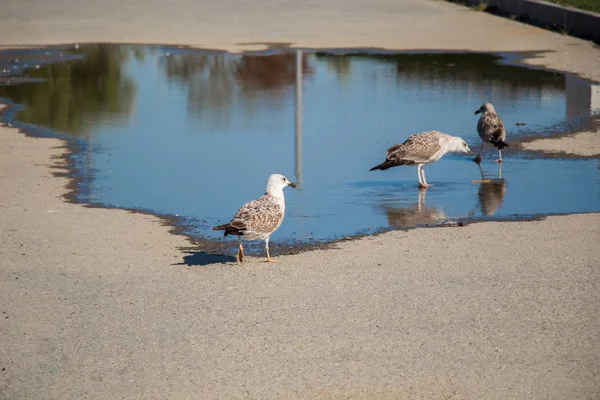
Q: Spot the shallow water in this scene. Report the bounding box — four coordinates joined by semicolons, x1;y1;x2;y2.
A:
1;44;599;247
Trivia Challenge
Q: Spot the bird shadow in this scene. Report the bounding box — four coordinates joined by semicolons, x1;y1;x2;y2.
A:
173;251;236;266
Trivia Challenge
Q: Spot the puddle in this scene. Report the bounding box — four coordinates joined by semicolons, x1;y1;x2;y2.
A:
1;44;599;251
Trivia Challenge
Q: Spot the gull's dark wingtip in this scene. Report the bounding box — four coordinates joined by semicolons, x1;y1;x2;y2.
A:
491;140;509;149
370;160;393;171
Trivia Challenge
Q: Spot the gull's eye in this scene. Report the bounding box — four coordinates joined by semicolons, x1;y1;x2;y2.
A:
282;177;286;181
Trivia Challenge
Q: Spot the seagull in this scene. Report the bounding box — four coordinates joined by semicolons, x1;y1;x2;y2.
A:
474;102;509;163
369;130;471;188
212;174;297;263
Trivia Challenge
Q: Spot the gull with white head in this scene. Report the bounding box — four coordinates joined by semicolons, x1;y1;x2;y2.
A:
474;102;509;163
212;174;297;263
370;130;471;188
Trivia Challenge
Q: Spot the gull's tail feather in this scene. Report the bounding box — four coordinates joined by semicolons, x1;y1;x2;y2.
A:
370;159;412;171
370;160;394;171
212;223;244;237
491;140;509;150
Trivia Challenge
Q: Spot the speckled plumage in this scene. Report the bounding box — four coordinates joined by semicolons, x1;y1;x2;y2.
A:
476;103;506;145
222;193;285;241
383;131;465;165
474;103;509;162
212;174;297;262
370;130;471;188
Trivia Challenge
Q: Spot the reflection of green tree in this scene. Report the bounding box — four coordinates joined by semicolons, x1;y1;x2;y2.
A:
234;53;311;94
324;56;352;84
315;52;564;95
160;53;240;127
0;44;136;137
159;52;312;127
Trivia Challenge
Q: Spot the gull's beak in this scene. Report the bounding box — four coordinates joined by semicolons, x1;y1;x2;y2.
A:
474;109;481;115
288;182;298;189
467;147;472;154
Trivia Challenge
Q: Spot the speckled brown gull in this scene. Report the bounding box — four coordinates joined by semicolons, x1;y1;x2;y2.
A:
474;102;509;163
212;174;297;263
370;130;471;188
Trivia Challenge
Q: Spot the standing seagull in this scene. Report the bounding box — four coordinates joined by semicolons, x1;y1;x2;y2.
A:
474;102;509;163
212;174;297;263
370;130;471;188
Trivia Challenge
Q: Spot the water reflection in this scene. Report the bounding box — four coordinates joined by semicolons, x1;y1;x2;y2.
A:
157;51;312;133
473;163;506;216
317;52;599;119
0;44;136;137
0;45;599;244
566;74;600;117
317;52;564;103
324;55;352;84
381;189;446;228
295;50;303;186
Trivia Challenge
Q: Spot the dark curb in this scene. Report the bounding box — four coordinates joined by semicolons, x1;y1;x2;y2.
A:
453;0;600;44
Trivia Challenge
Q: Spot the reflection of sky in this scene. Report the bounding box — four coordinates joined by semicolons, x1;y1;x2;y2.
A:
83;51;600;242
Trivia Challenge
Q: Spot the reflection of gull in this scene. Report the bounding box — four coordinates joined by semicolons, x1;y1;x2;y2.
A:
212;174;298;263
381;189;446;228
370;131;471;188
473;163;506;216
474;103;509;163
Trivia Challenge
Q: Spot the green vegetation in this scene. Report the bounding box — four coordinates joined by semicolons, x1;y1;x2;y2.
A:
544;0;600;13
472;1;490;11
448;0;599;13
0;45;136;137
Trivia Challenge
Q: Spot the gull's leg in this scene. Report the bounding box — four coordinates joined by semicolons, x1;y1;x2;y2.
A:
494;149;503;163
421;168;431;187
265;237;279;263
473;142;483;163
236;236;244;263
418;165;430;189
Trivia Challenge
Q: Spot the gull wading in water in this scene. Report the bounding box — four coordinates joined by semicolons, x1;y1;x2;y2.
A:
212;174;297;263
474;102;509;163
370;130;471;188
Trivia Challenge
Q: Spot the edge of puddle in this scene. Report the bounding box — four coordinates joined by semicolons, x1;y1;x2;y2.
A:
1;43;599;258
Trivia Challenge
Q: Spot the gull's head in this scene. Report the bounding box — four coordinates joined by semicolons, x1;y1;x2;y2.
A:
452;137;472;154
265;174;298;194
475;102;496;115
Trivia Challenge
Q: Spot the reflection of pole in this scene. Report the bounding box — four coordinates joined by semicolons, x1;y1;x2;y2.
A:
295;49;303;186
565;74;591;118
565;75;600;118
